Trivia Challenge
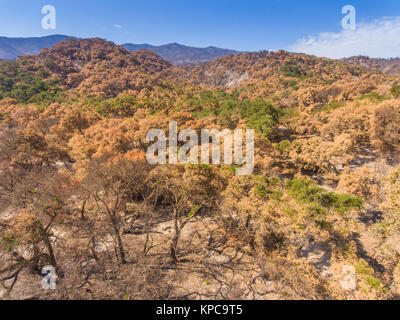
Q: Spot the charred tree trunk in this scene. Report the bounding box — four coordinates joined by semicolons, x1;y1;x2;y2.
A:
40;226;57;268
80;198;88;220
112;220;126;264
170;207;180;263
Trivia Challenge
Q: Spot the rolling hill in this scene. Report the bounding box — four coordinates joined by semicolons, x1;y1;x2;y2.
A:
342;56;400;75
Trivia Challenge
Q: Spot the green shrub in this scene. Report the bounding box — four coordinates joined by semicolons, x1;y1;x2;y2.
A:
274;140;291;152
285;178;363;214
240;99;280;137
280;62;308;79
391;84;400;98
359;92;388;102
253;176;280;199
194;94;280;138
312;101;345;114
95;94;137;117
0;61;64;105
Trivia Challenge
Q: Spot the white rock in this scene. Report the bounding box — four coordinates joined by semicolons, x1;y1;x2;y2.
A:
0;288;7;299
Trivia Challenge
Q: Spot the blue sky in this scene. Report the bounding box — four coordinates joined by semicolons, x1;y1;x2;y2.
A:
1;0;400;57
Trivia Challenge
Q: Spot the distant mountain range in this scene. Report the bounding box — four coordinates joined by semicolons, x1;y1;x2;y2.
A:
0;35;70;60
0;35;240;65
121;42;240;65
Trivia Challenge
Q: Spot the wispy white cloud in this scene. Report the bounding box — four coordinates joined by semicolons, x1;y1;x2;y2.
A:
113;24;123;29
288;17;400;59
